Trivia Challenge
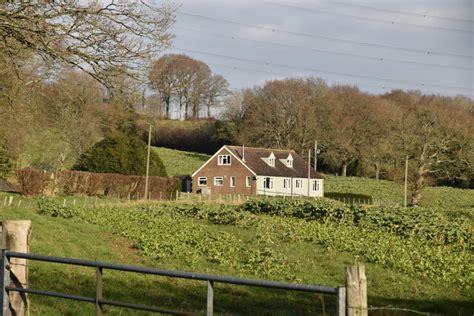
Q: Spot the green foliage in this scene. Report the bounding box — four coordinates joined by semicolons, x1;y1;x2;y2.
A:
0;146;12;179
152;147;209;176
37;198;473;291
74;133;167;176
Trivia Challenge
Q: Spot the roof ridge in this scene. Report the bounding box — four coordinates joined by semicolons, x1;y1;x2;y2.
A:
227;145;295;152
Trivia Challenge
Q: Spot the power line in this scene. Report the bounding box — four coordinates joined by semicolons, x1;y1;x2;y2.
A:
172;47;473;92
177;11;473;60
161;51;474;99
269;2;473;34
174;26;472;71
327;1;474;24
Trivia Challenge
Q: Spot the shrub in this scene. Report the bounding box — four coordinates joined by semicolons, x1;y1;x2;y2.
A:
0;146;12;179
74;133;167;176
16;168;50;196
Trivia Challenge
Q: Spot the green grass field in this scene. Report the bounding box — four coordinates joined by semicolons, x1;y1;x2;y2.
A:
153;147;209;176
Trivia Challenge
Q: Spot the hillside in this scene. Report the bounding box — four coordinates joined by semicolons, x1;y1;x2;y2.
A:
153;147;209;176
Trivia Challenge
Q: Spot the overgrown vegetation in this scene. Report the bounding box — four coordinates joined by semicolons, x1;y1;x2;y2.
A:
0;146;12;179
37;198;473;294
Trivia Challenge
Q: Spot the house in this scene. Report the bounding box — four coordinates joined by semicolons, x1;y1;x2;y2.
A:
191;145;323;197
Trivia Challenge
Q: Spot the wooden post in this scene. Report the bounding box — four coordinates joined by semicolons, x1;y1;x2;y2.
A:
176;190;179;201
404;155;408;209
3;197;6;206
8;197;13;207
346;265;367;316
2;220;31;316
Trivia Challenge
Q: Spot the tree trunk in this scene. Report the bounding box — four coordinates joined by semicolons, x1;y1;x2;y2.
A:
374;162;380;181
342;164;347;177
164;96;170;119
411;165;425;206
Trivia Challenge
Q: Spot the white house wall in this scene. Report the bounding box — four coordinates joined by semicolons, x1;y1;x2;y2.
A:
256;176;324;197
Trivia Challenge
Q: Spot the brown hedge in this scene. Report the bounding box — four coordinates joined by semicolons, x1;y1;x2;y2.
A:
16;169;182;199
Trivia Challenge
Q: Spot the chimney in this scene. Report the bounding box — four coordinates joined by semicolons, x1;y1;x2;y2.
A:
242;144;245;162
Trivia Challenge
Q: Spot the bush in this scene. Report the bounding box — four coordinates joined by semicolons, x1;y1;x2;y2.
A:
74;133;167;176
16;168;50;196
0;146;12;179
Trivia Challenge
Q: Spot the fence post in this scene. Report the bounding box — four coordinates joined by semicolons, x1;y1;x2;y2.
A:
96;267;103;316
207;280;214;316
1;225;10;316
336;286;346;316
346;265;367;316
2;220;31;316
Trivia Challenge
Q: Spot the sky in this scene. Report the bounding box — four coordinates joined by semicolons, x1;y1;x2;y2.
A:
160;0;473;99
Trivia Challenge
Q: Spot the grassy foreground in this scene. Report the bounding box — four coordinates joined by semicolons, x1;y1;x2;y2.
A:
1;197;472;315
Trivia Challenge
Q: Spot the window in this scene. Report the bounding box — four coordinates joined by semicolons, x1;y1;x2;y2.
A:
246;176;252;187
198;177;207;186
283;178;291;189
214;176;224;186
263;177;273;189
286;154;293;168
312;180;320;191
218;155;231;165
230;176;236;187
295;179;303;189
268;157;275;166
268;152;275;167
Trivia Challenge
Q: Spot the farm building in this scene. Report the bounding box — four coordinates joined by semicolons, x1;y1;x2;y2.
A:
191;145;323;197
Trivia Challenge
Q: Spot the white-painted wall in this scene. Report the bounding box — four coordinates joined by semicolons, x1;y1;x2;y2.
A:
256;176;324;197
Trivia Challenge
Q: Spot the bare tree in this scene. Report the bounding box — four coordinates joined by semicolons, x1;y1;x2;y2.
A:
149;54;228;119
0;0;176;87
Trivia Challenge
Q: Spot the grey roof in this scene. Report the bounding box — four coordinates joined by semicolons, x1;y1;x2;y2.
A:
226;146;323;179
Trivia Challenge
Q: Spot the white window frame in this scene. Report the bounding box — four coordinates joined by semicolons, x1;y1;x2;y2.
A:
312;180;320;191
295;179;303;189
198;177;208;186
218;155;231;165
283;178;291;189
230;176;236;187
263;177;274;189
287;159;293;167
268;158;275;166
246;176;252;187
214;176;224;186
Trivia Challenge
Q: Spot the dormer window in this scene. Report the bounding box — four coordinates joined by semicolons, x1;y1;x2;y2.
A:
268;152;275;167
286;154;293;168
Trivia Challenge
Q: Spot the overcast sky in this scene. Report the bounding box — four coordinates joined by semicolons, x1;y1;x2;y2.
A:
161;0;473;98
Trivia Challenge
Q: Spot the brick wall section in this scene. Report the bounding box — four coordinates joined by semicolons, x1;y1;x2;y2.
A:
192;147;256;195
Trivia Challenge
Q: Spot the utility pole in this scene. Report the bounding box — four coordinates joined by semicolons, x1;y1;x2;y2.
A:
404;155;408;208
307;149;311;197
314;140;318;171
144;124;152;201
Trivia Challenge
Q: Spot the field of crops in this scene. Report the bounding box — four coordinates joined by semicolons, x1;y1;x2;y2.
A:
37;197;473;314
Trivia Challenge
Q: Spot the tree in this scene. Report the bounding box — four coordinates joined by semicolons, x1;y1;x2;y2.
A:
74;133;167;176
239;78;332;154
149;54;228;119
0;1;176;87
